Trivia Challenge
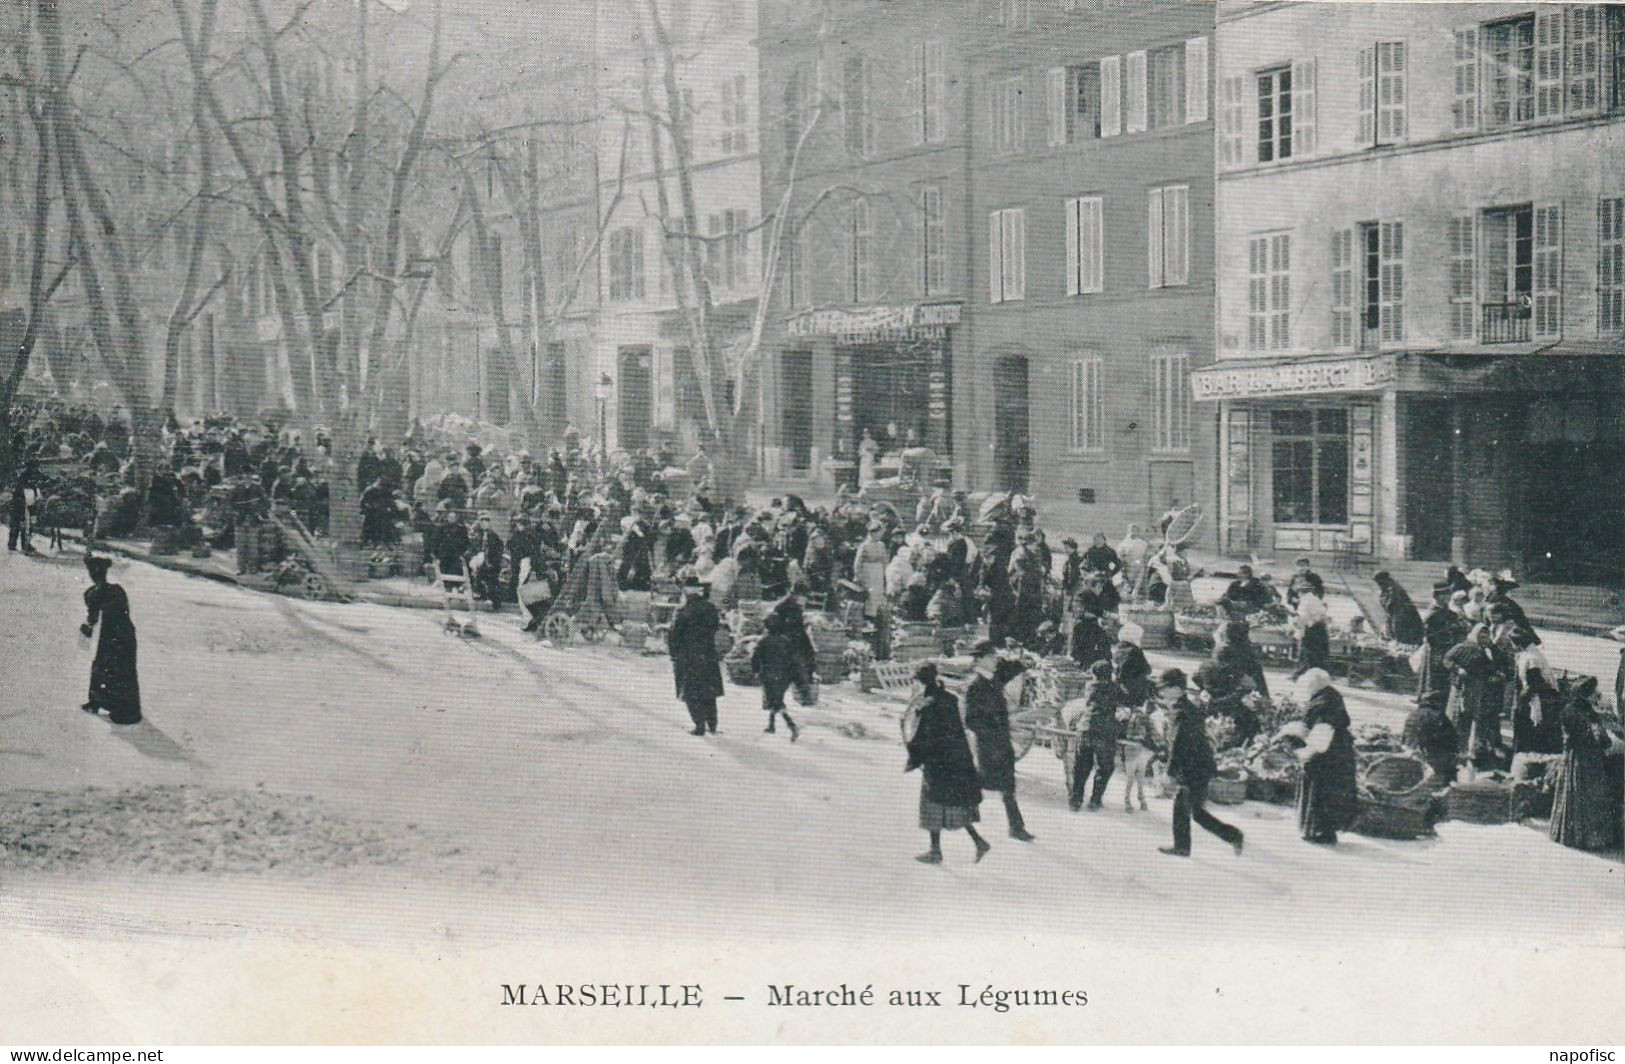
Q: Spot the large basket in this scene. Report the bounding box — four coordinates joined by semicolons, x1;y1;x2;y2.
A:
1173;612;1221;637
1353;797;1435;839
1363;755;1430;797
1445;779;1516;825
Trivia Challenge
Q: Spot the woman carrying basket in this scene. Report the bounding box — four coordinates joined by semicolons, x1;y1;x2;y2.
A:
903;663;989;865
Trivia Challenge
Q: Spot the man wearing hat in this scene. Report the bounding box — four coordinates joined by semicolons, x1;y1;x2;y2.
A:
1285;556;1325;609
668;581;725;736
1156;667;1243;857
468;512;505;607
963;641;1036;842
1417;580;1470;701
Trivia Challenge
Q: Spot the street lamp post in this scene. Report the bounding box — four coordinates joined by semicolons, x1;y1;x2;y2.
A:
593;373;612;473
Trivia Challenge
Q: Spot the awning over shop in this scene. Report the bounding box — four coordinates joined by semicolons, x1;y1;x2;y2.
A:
784;302;962;344
1191;352;1397;402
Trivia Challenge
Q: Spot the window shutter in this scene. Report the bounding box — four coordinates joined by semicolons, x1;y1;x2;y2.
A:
1379;221;1404;343
1452;27;1479;131
1535;7;1565;119
1126;50;1148;133
905;42;924;146
1083;197;1102;293
1330;227;1353;348
1219;75;1244;166
1100;55;1121;136
1358;46;1375;146
1064;198;1080;296
1185;36;1208;123
1378;42;1406;143
1008;209;1026;301
989;211;1003;302
1448;214;1476;339
1292;58;1317;156
1534;203;1563;337
1566;6;1602;115
1047;67;1068;146
1167;186;1189;285
1147;189;1164;288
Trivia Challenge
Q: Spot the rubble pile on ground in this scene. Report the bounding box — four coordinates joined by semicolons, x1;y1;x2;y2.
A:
0;785;413;875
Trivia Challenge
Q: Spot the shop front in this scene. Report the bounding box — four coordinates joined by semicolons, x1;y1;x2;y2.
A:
776;302;963;489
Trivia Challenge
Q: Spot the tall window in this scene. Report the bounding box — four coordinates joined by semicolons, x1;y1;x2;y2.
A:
1483;16;1536;128
707;210;749;292
850;198;873;302
607;226;645;302
1601;197;1625;331
1448;215;1476;339
1064;195;1103;296
1482;204;1534;342
911;39;947;144
843;56;871;156
718;74;750;155
988;208;1026;303
1248;233;1291;350
1330;228;1353;348
1072;63;1102;140
1271;410;1349;527
1068;354;1104;452
1149;347;1191;453
1359;42;1407;145
919;185;947;297
990;76;1025;155
1256;66;1293;162
1148;185;1189;288
1148;43;1186;129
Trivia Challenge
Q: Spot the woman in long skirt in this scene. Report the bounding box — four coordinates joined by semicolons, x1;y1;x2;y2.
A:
80;554;142;725
1294;670;1360;844
904;663;989;864
1548;679;1622;852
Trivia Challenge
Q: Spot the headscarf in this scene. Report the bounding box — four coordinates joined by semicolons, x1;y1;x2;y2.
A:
1118;622;1144;647
1298;668;1333;697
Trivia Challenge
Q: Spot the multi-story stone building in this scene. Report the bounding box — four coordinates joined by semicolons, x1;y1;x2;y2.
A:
756;0;978;487
966;0;1217;541
1204;1;1625;585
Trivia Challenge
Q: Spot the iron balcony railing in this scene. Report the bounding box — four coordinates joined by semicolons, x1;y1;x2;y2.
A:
1482;299;1532;344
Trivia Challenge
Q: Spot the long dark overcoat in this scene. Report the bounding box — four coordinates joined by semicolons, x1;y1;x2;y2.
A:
905;687;984;810
963;673;1017;792
667;597;725;702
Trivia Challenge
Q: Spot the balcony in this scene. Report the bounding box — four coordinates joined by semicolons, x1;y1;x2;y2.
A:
1482;299;1532;344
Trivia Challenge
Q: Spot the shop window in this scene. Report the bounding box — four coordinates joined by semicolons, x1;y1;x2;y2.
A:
1271;409;1349;527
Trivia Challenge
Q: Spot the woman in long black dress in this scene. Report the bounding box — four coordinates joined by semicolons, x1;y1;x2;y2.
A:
904;663;989;865
1294;669;1359;845
1548;679;1622;852
80;554;142;725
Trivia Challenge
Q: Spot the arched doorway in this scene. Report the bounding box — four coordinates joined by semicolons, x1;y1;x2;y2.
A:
993;354;1030;493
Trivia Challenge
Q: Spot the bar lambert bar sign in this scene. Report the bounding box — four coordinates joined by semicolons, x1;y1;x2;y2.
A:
1192;354;1397;401
786;302;963;340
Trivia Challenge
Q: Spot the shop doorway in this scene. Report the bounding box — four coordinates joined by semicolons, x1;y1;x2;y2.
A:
847;342;936;449
993;355;1030;493
1404;399;1455;561
617;345;653;452
780;349;813;471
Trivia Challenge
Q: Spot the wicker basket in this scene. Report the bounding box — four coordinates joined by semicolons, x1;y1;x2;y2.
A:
1120;604;1175;649
1363;755;1430;797
1208;776;1248;805
1446;779;1516;824
1353;797;1435;839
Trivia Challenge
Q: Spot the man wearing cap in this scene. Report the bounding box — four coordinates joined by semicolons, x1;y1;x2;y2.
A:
1285;557;1325;609
1220;564;1275;617
668;582;725;736
963;641;1036;842
468;512;505;607
1156;667;1243;857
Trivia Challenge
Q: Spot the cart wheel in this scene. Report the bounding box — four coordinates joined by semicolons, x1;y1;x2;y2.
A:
542;615;574;645
301;572;326;600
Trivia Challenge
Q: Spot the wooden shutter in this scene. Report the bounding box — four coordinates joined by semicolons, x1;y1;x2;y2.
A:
1166;186;1189;285
1047;67;1068;146
1126;50;1148;133
1148;189;1164;288
1219;75;1244;166
1101;55;1121;136
1453;27;1479;131
1448;215;1476;339
1566;6;1602;115
1377;42;1406;143
1535;7;1565;119
1533;203;1563;337
1358;46;1375;146
1007;209;1026;301
1379;220;1404;343
1185;36;1209;123
1064;198;1080;296
1292;58;1317;156
1331;227;1353;348
988;211;1002;302
1083;197;1102;293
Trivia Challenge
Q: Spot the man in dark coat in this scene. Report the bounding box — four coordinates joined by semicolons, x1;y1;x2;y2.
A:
668;584;725;735
359;478;397;546
429;504;470;577
1082;533;1122;581
1069;610;1113;671
1220;564;1276;616
1285;557;1325;608
1074;570;1120;620
750;625;802;741
962;641;1035;841
1157;668;1244;857
1373;571;1424;645
1418;582;1469;700
7;458;41;554
468;513;505;606
1068;660;1121;811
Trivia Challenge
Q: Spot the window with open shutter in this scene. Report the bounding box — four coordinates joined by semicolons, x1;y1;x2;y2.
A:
1065;198;1080;297
1331;228;1353;348
1047;67;1068;146
1379;221;1404;343
905;43;924;147
1377;42;1406;143
1453;27;1479;131
1186;37;1209;123
1101;55;1122;136
1126;50;1148;132
1147;191;1163;289
1004;209;1025;301
1358;46;1375;146
1533;203;1562;336
989;212;1002;303
1535;7;1565;119
1601;197;1625;331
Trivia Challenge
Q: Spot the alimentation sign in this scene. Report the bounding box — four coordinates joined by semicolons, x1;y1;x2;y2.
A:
786;302;963;341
